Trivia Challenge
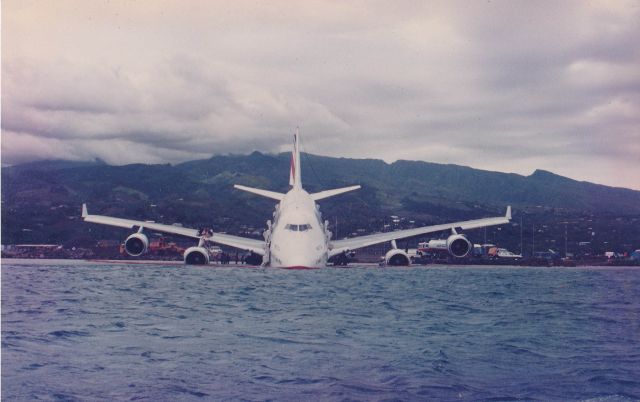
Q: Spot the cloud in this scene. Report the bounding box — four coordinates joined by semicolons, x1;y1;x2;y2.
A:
2;1;639;190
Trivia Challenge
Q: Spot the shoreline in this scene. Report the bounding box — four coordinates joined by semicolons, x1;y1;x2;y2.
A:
1;257;639;268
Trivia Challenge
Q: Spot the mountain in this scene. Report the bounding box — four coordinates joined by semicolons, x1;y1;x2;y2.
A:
3;153;639;254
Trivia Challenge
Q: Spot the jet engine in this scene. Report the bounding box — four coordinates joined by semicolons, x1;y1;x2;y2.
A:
385;249;411;266
124;233;149;256
183;246;210;265
447;234;472;258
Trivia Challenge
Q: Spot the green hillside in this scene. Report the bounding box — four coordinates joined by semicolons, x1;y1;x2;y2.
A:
3;153;639;254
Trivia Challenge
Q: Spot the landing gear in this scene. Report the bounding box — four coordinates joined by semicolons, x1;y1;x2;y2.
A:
335;253;349;266
329;251;353;266
244;252;262;266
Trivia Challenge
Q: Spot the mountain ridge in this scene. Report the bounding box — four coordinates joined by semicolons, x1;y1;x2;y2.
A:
3;152;639;252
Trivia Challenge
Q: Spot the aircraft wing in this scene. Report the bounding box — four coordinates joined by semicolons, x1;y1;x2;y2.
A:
329;207;511;257
82;204;266;255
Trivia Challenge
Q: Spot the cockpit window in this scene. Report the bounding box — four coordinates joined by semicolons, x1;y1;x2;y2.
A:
285;223;312;232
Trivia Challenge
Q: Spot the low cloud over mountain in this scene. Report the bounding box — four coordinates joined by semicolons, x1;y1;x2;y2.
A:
3;2;639;189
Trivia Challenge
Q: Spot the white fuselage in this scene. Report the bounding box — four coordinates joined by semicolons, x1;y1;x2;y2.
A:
268;188;329;268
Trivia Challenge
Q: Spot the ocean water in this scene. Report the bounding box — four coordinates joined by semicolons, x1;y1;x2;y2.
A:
2;260;640;401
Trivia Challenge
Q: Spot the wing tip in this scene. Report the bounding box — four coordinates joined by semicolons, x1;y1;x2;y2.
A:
506;205;512;220
82;203;88;218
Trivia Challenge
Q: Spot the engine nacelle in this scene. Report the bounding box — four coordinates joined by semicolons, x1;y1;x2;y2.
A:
124;233;149;256
184;247;210;265
385;249;411;266
447;234;472;258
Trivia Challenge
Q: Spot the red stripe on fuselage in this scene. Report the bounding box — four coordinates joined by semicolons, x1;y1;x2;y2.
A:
281;265;318;270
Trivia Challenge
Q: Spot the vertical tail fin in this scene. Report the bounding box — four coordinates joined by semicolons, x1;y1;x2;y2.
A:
289;128;302;189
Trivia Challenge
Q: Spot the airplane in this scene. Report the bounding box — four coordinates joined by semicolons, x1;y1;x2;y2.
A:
82;130;512;268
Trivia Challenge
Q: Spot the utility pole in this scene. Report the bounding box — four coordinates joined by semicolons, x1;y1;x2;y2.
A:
565;222;568;258
558;221;576;258
532;223;535;256
520;216;523;256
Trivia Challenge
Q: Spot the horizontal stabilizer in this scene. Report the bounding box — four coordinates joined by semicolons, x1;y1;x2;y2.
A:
234;185;285;201
311;185;361;201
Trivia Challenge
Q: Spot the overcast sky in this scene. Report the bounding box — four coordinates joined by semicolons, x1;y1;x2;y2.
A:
3;1;639;189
